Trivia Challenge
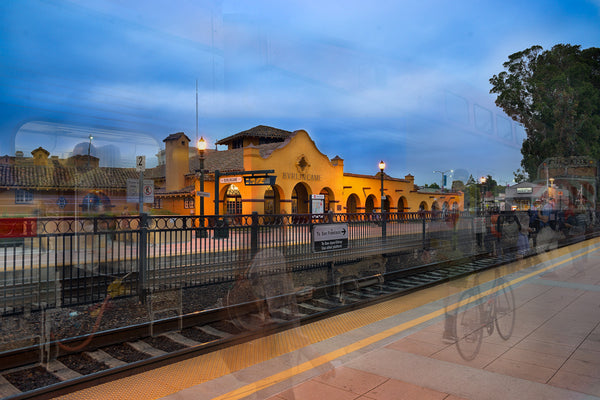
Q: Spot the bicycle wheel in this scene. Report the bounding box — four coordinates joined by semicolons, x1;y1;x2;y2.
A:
494;280;516;340
455;289;484;361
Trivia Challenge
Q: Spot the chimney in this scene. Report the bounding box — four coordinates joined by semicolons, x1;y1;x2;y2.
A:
163;132;191;192
31;147;50;166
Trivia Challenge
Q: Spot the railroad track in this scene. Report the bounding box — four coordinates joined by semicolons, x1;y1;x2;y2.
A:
0;247;514;400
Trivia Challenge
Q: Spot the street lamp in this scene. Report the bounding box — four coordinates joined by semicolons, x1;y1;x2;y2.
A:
196;137;207;237
379;160;386;211
87;134;93;168
479;176;487;213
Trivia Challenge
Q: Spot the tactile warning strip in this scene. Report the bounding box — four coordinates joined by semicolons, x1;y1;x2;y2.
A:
55;238;600;400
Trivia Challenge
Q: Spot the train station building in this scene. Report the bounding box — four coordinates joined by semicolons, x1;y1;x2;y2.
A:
149;126;464;216
0;125;463;217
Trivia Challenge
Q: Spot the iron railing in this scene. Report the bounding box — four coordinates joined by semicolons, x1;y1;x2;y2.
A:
2;209;581;314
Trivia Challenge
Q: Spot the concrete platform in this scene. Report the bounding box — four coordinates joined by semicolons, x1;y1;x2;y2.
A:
54;238;600;400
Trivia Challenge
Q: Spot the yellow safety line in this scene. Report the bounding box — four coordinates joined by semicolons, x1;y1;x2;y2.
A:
214;240;600;400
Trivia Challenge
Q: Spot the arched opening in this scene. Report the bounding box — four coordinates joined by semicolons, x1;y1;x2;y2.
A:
381;196;391;212
346;194;360;214
419;201;429;211
365;195;376;214
452;201;459;211
431;201;440;211
442;201;449;212
397;197;407;213
264;185;281;214
292;183;310;214
225;184;242;215
319;187;335;212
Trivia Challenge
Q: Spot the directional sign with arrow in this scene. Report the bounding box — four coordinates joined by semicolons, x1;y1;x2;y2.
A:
312;223;349;252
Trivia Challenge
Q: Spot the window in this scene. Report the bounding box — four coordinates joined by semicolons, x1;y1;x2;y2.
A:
183;197;195;209
153;198;162;209
15;190;33;204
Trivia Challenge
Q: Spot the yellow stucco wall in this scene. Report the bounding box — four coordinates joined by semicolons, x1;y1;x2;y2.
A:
188;129;463;216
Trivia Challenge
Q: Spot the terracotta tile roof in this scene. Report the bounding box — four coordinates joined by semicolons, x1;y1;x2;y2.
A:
215;125;292;145
0;164;139;190
163;132;191;143
189;148;244;173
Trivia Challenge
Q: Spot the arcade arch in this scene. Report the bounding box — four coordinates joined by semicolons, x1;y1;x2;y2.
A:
263;185;282;214
319;187;335;212
346;193;360;213
382;195;391;212
418;201;428;211
291;183;310;214
365;195;376;213
224;184;242;215
397;197;407;212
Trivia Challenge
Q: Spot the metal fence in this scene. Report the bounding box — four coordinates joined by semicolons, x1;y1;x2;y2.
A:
3;209;583;314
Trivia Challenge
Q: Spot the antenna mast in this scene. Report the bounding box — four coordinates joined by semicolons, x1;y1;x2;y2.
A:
195;79;199;144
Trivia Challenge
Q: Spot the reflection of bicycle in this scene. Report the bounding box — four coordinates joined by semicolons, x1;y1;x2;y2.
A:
455;275;516;361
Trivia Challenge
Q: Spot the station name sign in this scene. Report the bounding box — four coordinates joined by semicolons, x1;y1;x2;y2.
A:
516;187;533;194
282;172;321;181
312;223;349;252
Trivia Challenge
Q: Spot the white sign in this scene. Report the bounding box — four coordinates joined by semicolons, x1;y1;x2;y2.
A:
127;179;154;203
220;176;242;184
143;182;154;203
136;155;146;172
313;223;349;252
196;191;210;198
311;194;325;214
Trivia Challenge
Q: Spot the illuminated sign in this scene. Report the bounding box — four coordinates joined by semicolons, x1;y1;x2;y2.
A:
244;176;276;186
516;187;533;194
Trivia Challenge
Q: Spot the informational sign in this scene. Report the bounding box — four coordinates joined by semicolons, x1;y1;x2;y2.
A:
244;175;276;186
127;179;154;203
220;176;242;184
136;155;146;172
143;182;154;203
196;191;210;198
517;187;533;194
313;223;349;252
311;194;325;214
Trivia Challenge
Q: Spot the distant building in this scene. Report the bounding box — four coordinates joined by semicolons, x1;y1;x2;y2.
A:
0;147;137;216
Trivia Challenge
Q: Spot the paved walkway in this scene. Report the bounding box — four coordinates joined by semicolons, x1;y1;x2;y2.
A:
55;238;600;400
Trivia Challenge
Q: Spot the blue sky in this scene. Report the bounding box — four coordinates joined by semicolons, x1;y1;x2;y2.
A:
1;0;599;185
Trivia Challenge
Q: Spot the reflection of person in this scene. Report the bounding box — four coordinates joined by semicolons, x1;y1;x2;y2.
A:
223;249;332;396
538;197;554;228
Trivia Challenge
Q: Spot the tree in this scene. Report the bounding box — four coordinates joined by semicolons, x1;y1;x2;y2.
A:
423;182;440;189
451;180;466;192
490;44;600;178
512;168;529;183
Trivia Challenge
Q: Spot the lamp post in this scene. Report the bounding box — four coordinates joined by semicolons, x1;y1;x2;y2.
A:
434;169;453;192
379;160;386;239
87;134;93;168
379;160;386;211
479;176;487;213
196;137;207;237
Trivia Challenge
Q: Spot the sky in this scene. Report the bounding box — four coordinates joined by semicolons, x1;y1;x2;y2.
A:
1;0;599;186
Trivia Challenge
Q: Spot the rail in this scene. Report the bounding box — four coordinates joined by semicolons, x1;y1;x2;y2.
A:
0;209;585;313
